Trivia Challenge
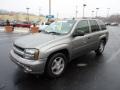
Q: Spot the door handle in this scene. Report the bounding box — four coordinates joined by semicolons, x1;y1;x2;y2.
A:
87;37;91;39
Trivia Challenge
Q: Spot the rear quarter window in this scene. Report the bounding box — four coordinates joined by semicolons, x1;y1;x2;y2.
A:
97;20;106;30
89;20;100;32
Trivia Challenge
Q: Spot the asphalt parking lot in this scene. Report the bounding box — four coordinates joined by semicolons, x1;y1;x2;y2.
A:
0;26;120;90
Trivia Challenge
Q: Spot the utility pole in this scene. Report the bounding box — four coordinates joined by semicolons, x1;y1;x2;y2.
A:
26;8;30;23
83;4;87;18
49;0;51;15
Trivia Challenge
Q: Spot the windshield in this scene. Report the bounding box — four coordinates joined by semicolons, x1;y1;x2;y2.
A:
44;20;76;34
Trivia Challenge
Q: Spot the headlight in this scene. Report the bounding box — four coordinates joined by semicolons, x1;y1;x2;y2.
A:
24;48;39;60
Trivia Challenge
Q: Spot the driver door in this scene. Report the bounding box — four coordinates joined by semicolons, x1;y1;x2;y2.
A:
71;20;91;59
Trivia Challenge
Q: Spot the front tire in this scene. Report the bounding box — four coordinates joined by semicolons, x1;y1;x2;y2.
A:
95;40;105;55
45;53;67;78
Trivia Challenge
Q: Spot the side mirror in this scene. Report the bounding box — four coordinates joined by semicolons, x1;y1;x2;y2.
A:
73;30;85;37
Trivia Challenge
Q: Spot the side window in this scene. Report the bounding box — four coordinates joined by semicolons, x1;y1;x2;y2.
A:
75;20;89;34
90;20;100;32
101;25;106;30
97;20;106;30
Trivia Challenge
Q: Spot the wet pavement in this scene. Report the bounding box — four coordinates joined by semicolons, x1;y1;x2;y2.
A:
0;26;120;90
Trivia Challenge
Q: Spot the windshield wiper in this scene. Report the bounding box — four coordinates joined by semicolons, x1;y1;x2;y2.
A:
41;30;61;35
41;30;49;34
47;32;61;35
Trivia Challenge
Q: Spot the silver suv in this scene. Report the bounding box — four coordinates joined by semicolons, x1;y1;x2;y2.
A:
10;19;109;78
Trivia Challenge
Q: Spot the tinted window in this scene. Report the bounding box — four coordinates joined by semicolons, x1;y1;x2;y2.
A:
75;20;89;34
97;20;106;30
90;20;100;32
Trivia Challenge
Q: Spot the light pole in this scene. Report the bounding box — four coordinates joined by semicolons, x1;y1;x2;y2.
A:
75;6;78;19
57;12;59;19
96;8;99;18
49;0;51;15
26;8;30;23
16;13;19;21
91;11;94;18
39;8;41;21
39;8;41;16
107;8;110;18
83;4;87;18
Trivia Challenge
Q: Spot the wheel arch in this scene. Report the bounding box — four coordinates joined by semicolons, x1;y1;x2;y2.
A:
100;37;107;44
47;49;70;63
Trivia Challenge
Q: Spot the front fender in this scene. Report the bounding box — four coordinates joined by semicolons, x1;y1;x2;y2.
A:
40;44;71;59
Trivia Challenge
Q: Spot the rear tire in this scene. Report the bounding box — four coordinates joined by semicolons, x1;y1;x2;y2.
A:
95;40;105;55
45;53;67;78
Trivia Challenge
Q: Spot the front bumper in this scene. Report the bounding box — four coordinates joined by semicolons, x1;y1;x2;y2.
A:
9;50;47;74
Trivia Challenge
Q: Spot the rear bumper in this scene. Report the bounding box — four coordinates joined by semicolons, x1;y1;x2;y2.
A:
9;50;47;74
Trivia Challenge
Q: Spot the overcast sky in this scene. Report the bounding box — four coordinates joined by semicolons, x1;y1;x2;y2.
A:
0;0;120;18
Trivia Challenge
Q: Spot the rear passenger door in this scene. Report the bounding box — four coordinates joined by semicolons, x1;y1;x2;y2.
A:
88;20;101;50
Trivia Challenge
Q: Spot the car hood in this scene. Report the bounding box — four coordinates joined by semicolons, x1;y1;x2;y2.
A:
14;33;61;48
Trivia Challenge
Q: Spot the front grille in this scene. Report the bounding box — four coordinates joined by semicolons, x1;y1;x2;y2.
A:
13;44;24;57
14;50;24;58
14;44;25;52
